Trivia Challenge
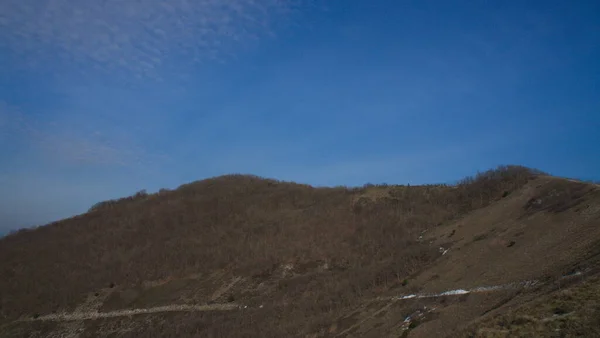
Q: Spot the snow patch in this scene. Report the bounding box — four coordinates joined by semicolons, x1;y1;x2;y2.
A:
393;279;542;301
472;285;501;292
563;271;583;278
399;294;417;299
440;289;469;296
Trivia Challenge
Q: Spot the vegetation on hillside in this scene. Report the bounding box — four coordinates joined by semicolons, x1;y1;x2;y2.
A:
0;165;547;335
455;275;600;337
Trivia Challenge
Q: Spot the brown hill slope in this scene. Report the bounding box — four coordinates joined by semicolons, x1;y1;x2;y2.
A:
1;165;599;337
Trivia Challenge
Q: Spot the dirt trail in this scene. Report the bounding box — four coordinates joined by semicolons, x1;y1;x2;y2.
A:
373;269;589;303
24;303;239;322
25;271;587;323
43;287;113;337
15;269;589;338
374;279;541;302
210;276;243;302
335;302;395;337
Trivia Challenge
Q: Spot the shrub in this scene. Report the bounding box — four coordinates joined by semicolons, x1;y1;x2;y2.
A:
409;319;420;329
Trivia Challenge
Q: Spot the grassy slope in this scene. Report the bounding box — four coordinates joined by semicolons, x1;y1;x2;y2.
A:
2;165;599;337
454;274;600;338
357;176;600;337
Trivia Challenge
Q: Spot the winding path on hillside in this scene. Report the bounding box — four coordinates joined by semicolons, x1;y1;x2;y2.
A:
7;269;590;338
25;303;239;322
20;270;588;323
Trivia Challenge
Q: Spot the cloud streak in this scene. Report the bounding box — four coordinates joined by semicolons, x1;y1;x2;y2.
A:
0;0;303;79
0;101;166;169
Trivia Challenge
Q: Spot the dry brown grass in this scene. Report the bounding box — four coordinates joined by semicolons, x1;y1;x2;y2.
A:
0;165;548;336
455;275;600;338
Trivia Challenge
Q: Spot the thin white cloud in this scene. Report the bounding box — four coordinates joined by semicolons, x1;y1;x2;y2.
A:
0;101;166;169
0;0;304;79
30;128;133;167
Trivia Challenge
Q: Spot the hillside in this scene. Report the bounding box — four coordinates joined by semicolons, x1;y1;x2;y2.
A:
1;165;599;337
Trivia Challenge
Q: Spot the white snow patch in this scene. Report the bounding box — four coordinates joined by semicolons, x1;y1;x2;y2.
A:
440;289;469;296
472;285;502;292
389;273;592;302
393;279;543;301
563;271;582;277
399;294;416;299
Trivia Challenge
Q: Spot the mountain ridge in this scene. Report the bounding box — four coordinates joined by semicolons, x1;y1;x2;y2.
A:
1;165;600;337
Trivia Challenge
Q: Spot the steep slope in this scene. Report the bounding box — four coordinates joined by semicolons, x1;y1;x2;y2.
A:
454;274;600;337
1;166;599;337
323;176;600;337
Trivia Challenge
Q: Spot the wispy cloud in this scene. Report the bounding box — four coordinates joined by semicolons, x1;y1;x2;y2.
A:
0;101;166;169
30;128;139;167
0;0;304;79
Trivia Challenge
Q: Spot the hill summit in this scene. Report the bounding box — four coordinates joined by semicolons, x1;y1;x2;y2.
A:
1;165;600;337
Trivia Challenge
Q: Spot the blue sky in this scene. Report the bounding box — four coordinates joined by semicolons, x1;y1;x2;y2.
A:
1;0;599;231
